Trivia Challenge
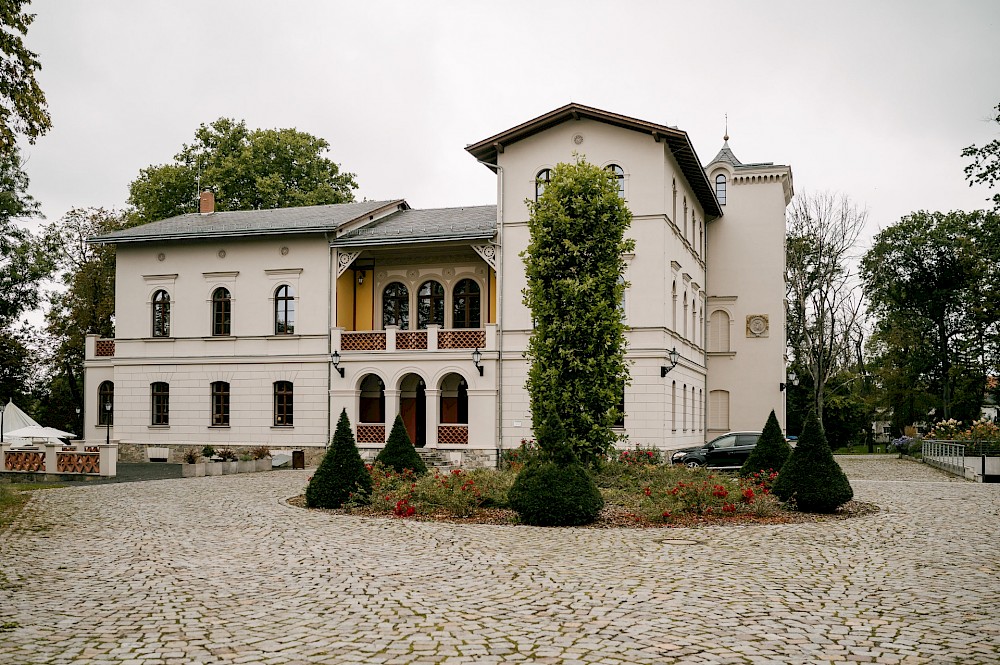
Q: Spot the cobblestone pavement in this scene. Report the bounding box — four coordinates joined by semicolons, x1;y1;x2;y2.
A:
1;457;998;664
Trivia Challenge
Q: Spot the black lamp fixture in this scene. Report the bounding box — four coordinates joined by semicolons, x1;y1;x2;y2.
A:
104;401;112;447
331;350;345;378
0;401;5;444
660;347;680;377
780;371;799;392
356;270;365;285
472;348;484;376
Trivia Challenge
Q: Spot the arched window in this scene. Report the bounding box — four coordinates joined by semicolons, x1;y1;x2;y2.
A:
683;292;689;339
212;287;231;336
682;383;688;431
699;389;704;431
416;280;444;329
708;310;731;352
535;168;551;201
671;381;677;432
715;173;727;205
709;390;730;431
452;279;481;329
151;382;169;426
382;282;409;329
211;381;230;426
274;285;295;334
360;374;386;424
607;164;625;199
671;280;677;330
98;381;114;426
152;290;170;337
439;373;468;425
274;381;293;426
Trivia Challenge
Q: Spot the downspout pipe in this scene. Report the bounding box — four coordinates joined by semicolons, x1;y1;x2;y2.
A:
326;234;334;447
478;160;503;468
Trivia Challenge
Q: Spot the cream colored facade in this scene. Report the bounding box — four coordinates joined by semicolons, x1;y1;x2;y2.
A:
84;104;792;465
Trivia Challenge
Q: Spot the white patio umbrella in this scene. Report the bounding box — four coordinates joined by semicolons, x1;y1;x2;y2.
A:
5;425;77;440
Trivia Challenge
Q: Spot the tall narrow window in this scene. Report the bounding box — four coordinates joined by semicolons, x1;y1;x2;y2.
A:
151;382;169;426
671;381;677;432
682;384;688;431
715;174;727;205
152;290;170;337
212;287;232;336
382;282;409;329
607;164;625;199
274;285;295;334
671;281;677;331
98;381;114;426
708;310;731;352
709;390;730;431
683;197;688;242
535;168;551;201
211;381;230;426
274;381;293;426
699;389;704;431
683;292;689;339
614;383;625;428
416;280;444;329
457;379;469;424
452;279;481;328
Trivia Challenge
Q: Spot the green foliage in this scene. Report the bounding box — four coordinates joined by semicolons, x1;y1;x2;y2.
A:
374;415;428;475
962;102;1000;212
636;471;781;522
773;411;854;513
0;0;51;153
0;150;51;329
306;410;373;509
522;157;634;465
740;410;791;477
499;438;542;470
128;118;358;222
616;444;664;466
507;460;604;526
201;445;215;459
862;210;1000;423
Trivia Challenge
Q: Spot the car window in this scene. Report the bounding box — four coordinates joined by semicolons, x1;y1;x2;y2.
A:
711;435;738;449
737;434;760;446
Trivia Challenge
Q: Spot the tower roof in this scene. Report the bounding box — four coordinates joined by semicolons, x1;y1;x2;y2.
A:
710;140;743;167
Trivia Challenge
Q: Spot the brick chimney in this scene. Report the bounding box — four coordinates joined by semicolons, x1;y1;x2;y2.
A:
199;190;215;214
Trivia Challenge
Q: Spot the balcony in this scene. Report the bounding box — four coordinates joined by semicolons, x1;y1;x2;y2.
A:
336;325;493;353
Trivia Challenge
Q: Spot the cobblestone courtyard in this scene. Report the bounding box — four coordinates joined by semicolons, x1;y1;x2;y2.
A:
1;457;997;664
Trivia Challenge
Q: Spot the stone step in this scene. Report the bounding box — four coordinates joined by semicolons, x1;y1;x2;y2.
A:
416;449;453;469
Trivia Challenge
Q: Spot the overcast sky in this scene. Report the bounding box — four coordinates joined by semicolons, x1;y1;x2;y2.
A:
16;0;1000;251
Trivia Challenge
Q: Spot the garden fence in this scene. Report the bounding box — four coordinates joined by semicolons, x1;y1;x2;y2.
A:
921;440;966;477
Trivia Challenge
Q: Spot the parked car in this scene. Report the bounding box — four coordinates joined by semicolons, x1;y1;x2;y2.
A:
670;431;763;469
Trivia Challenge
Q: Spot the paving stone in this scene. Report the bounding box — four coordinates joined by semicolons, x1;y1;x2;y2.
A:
0;458;997;663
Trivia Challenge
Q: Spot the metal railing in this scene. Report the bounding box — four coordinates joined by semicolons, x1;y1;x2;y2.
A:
922;440;966;476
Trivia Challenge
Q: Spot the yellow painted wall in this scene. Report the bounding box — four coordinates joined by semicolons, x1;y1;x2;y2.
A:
336;272;373;331
489;267;497;324
336;273;355;330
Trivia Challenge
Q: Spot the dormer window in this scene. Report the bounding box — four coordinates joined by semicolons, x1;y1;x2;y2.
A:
715;173;727;206
535;169;551;201
607;164;625;199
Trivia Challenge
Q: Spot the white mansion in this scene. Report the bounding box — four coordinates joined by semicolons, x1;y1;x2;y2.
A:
84;103;793;465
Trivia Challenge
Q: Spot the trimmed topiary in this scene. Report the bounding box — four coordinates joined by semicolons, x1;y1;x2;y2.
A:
375;415;428;475
772;411;853;513
507;437;604;527
306;409;372;509
740;410;792;477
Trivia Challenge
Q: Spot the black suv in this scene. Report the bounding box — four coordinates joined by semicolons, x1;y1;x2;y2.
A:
670;431;762;469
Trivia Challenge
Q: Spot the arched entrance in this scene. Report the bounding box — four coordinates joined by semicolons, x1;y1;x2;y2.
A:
357;374;386;445
438;372;469;445
399;373;426;447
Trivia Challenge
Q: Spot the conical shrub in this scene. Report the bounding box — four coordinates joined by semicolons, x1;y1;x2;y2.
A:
374;415;428;474
773;411;853;513
305;409;372;508
740;410;792;477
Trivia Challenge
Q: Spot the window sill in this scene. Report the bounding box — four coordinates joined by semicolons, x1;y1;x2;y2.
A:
148;425;170;430
208;425;230;429
270;425;294;430
707;351;736;357
148;337;175;342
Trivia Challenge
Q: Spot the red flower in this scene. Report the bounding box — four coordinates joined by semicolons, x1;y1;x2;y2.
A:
722;503;736;513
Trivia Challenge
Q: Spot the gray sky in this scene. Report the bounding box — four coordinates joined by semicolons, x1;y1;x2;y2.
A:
17;0;1000;250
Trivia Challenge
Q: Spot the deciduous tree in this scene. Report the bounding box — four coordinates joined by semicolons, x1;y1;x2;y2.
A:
785;192;866;425
962;102;1000;212
0;0;51;154
128;118;358;222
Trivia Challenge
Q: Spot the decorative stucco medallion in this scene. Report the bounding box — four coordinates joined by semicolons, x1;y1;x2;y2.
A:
280;246;289;256
407;269;418;278
156;253;165;262
444;268;454;277
573;133;584;145
217;249;227;259
746;314;769;337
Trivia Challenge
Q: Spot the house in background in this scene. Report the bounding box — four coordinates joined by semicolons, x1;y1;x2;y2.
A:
84;103;793;466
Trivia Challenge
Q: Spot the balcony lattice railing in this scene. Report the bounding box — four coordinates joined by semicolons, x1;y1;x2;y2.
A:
357;424;386;445
437;425;469;445
396;331;427;350
95;339;115;356
438;330;486;349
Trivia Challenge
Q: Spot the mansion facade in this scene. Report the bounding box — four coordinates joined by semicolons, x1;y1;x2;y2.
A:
83;103;793;466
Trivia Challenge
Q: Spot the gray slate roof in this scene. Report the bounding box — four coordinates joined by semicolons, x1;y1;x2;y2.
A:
89;200;405;244
333;206;497;247
707;141;779;170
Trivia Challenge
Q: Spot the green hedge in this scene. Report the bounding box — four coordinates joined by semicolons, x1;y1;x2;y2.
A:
306;409;372;508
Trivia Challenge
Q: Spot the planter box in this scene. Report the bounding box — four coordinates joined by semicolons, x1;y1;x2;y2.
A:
255;458;271;472
147;447;170;462
205;461;223;476
237;460;255;473
221;461;238;474
182;462;206;478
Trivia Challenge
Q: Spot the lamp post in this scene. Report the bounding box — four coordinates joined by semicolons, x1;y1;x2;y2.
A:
104;401;112;447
